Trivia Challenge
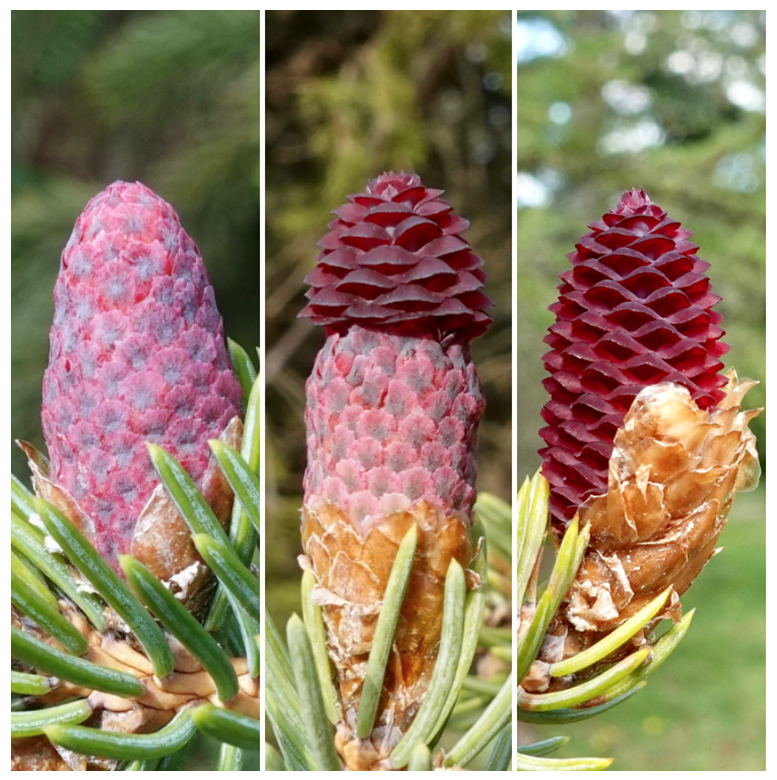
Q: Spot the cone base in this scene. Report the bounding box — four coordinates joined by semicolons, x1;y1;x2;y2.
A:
537;372;760;678
302;500;472;761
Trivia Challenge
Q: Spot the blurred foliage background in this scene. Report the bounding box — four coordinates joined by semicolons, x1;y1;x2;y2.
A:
11;10;260;482
265;10;513;626
515;10;765;771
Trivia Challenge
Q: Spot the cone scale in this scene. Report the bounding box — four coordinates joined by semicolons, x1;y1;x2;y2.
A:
532;190;760;676
300;172;491;769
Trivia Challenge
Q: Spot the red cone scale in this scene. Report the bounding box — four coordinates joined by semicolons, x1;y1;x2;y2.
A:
539;189;729;526
41;181;242;570
300;170;491;341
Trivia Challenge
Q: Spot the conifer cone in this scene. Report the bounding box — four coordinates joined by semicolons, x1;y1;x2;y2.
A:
534;190;760;676
13;182;251;771
35;181;242;592
300;172;491;769
540;189;730;528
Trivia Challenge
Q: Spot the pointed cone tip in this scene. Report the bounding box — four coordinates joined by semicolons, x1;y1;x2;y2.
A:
614;188;652;215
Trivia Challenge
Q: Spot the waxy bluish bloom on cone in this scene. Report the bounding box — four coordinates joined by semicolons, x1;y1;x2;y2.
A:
301;172;491;768
12;183;256;771
36;181;242;586
533;190;760;672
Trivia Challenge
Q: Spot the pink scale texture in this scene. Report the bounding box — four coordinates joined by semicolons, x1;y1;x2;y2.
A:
301;172;491;531
42;181;242;569
304;327;484;528
539;189;729;527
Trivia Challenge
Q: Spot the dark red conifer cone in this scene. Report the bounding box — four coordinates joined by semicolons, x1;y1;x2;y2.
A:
539;189;729;527
300;170;492;341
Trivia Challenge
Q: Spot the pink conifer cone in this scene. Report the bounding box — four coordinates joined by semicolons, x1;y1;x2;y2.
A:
39;181;242;582
301;172;491;769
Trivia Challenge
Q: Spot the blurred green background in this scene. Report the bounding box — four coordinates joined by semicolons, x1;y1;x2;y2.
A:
264;10;513;628
11;10;260;482
515;10;765;770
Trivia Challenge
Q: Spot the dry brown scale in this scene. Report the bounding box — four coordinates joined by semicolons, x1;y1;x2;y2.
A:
526;370;760;692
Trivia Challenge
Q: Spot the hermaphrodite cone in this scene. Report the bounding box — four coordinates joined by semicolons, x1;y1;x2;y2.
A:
300;172;492;768
35;181;242;591
532;190;760;678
